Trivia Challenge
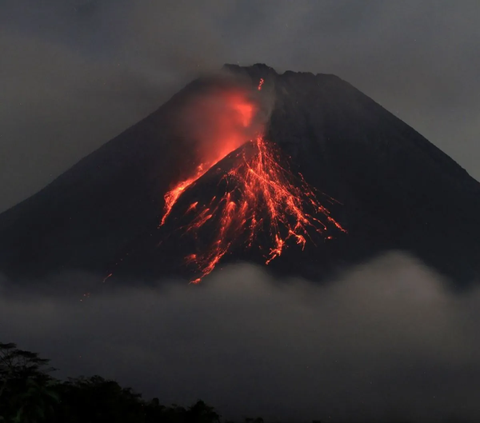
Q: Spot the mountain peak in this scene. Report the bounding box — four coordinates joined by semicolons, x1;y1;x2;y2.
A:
223;62;277;74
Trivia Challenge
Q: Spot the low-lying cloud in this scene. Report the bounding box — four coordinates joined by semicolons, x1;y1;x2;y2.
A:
1;251;479;422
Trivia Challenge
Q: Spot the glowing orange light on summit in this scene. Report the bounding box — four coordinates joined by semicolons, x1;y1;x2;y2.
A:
159;90;258;226
159;79;346;283
231;99;254;127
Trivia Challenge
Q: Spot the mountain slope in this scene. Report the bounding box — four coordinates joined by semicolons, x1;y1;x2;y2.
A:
0;64;479;285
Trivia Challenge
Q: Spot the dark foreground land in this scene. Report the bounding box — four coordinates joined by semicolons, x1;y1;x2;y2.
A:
0;341;282;423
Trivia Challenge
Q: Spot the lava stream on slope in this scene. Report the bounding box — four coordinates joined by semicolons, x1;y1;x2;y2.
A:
159;135;346;283
104;78;346;284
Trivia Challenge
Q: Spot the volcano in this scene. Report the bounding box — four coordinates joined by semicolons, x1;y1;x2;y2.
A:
1;64;479;286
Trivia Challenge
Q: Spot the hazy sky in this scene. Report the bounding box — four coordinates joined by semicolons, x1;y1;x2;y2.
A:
1;0;479;213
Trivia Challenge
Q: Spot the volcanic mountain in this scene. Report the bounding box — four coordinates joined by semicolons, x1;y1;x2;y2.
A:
1;64;479;286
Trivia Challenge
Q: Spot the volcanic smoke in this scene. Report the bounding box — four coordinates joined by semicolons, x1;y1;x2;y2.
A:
159;79;346;283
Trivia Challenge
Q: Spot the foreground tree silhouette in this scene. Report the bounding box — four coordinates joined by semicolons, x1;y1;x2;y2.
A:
0;342;56;422
56;375;145;423
12;379;60;423
1;341;226;423
186;400;220;423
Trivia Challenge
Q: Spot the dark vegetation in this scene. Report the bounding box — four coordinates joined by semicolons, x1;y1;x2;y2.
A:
0;342;266;423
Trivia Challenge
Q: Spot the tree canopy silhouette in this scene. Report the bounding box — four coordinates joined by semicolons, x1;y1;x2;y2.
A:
0;341;225;423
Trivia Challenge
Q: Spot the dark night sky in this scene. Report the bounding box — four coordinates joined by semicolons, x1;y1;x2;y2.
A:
1;0;479;213
1;2;480;422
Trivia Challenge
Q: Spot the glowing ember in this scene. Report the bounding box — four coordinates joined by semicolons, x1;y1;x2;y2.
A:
258;78;264;91
160;133;346;283
103;273;113;283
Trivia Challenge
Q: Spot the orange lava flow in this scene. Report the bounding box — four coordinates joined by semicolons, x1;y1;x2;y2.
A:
103;79;345;285
157;78;345;283
160;90;257;226
160;165;206;226
160;135;346;284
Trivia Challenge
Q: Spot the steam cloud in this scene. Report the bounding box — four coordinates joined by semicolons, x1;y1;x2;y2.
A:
177;78;268;167
1;252;479;422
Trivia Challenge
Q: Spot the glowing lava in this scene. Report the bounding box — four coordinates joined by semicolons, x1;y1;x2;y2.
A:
158;78;346;283
103;78;345;285
160;89;259;226
160;165;206;226
160;136;346;283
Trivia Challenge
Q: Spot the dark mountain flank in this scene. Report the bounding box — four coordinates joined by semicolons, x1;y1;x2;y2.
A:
1;64;479;286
